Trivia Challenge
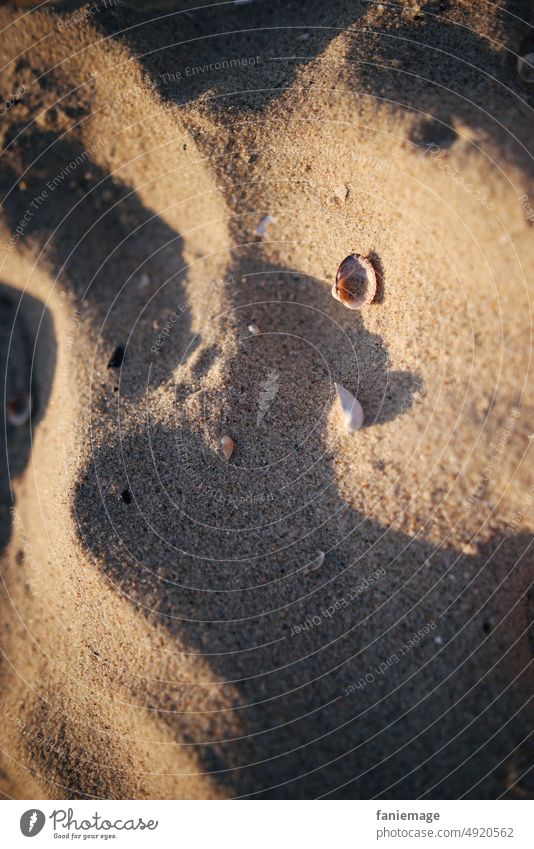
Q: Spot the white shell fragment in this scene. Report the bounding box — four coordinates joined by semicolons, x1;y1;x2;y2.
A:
248;323;261;335
138;271;151;289
333;183;349;202
334;382;364;432
220;434;235;461
255;214;275;238
303;551;325;575
518;53;534;83
332;253;377;309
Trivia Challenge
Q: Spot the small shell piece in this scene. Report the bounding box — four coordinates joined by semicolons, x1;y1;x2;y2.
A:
302;550;325;575
332;253;377;309
248;323;261;335
333;183;349;202
255;214;274;238
334;382;364;432
518;52;534;83
220;434;235;461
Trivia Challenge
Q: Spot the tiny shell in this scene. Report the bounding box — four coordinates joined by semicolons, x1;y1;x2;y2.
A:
332;253;377;309
255;214;274;238
303;550;325;575
518;52;534;83
138;271;151;289
333;183;349;202
221;434;235;461
334;382;364;432
248;323;261;335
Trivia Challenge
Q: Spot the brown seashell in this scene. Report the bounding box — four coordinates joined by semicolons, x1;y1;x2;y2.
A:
332;253;377;309
220;434;235;461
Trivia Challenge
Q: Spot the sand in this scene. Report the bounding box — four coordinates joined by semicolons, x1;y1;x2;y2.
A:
0;0;533;799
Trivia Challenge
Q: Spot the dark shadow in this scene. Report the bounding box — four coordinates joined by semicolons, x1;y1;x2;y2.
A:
0;131;194;396
94;0;367;113
0;283;56;551
71;260;533;799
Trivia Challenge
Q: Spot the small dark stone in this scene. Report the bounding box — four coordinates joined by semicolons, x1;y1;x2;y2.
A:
411;117;457;151
482;622;491;634
108;346;124;368
120;489;132;504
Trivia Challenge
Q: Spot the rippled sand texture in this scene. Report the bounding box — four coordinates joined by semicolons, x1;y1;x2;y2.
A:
0;0;533;799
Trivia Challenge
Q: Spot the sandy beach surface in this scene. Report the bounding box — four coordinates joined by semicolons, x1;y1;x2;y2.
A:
0;0;533;799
